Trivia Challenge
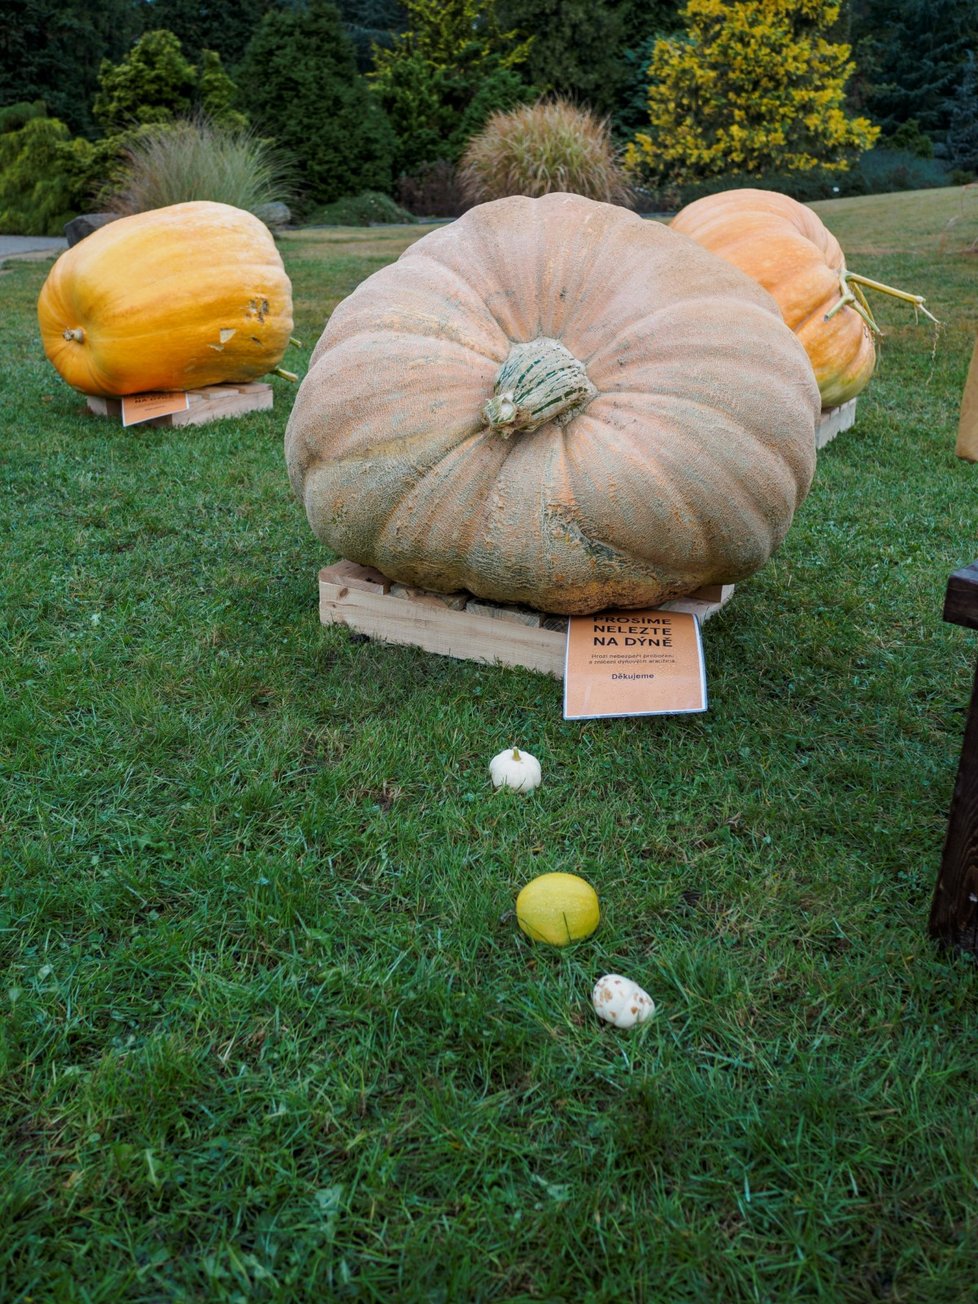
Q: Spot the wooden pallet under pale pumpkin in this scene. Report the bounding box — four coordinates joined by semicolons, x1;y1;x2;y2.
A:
319;560;733;678
317;403;856;677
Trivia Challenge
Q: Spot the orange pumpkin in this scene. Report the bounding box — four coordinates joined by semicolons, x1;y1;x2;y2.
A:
285;193;820;615
670;188;934;409
37;201;293;397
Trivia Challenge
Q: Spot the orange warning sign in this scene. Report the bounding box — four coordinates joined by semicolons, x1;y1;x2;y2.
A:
121;391;190;427
563;608;707;719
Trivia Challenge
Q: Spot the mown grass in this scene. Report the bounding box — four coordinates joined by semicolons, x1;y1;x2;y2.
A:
3;187;978;1302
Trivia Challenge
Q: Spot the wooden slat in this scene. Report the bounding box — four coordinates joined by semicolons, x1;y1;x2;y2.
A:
328;559;390;594
955;336;978;462
318;562;733;678
944;563;978;631
390;581;467;610
930;559;978;955
930;658;978;954
168;384;272;426
815;399;858;450
320;566;566;676
86;382;272;427
465;599;543;628
660;584;735;620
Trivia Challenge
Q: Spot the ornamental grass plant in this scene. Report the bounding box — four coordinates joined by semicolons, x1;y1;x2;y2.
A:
458;97;634;207
3;188;978;1300
103;117;294;221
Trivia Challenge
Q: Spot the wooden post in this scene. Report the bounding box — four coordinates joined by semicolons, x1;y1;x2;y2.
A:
929;562;978;953
956;336;978;462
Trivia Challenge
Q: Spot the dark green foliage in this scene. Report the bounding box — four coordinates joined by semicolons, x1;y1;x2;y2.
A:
369;0;534;175
302;189;416;224
0;0;142;137
848;0;975;140
237;0;396;211
498;0;682;119
636;147;954;212
944;51;978;176
196;51;249;131
0;115;96;234
886;118;935;158
615;32;659;140
138;0;287;71
0;101;48;133
334;0;409;70
497;0;629;116
375;52;530;176
623;0;683;34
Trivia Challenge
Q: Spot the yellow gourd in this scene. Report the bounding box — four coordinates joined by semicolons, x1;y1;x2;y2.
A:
37;201;294;397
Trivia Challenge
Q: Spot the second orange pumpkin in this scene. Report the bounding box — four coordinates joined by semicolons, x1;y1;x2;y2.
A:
671;188;875;408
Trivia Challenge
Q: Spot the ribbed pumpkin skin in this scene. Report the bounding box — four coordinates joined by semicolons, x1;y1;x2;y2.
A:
37;201;293;397
670;188;874;408
285;193;820;615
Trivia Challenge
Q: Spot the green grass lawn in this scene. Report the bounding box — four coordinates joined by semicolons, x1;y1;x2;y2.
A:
3;187;978;1302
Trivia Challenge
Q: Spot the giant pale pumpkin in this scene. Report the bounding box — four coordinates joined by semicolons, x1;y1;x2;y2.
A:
671;188;935;408
37;201;293;397
285;193;820;615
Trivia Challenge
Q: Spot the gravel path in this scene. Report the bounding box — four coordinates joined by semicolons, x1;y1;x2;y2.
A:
0;236;67;259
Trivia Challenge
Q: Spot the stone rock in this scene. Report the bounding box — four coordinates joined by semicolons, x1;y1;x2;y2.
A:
254;201;291;230
64;213;120;247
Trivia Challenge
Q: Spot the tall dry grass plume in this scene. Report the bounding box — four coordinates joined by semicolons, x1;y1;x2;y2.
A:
104;117;294;221
458;99;634;207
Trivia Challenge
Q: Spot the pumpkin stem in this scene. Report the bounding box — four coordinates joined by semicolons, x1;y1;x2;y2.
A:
824;271;939;334
823;282;877;332
63;327;84;343
484;337;597;437
511;747;522;761
273;366;299;382
289;336;303;348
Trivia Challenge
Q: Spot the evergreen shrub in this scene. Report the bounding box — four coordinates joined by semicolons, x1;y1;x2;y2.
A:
0;115;95;235
368;0;534;177
236;0;396;211
302;191;416;226
93;30;245;133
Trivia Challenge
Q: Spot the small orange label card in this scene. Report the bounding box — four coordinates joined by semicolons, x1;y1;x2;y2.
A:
121;391;189;427
563;608;707;720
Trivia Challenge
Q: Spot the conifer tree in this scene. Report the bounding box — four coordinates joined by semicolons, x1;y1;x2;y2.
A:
496;0;683;119
945;51;978;175
93;30;200;130
369;0;533;176
626;0;879;182
847;0;973;142
0;0;141;137
237;0;396;206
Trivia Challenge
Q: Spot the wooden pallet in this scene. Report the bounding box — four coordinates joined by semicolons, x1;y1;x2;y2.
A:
319;560;733;678
316;401;852;675
816;399;858;450
87;382;273;428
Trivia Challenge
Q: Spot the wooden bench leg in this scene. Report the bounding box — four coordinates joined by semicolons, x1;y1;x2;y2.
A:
929;564;978;953
929;655;978;954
